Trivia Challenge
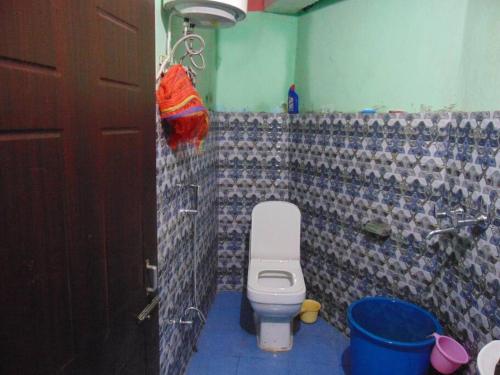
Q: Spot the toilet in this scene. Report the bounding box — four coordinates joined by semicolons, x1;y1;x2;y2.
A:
247;201;306;352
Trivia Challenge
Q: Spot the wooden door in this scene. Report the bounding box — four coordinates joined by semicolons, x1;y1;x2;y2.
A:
0;1;158;374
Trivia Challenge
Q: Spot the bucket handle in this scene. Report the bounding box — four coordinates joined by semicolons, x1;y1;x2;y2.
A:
427;332;441;340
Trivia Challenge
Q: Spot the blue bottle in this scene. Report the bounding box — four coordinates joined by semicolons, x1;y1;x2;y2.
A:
288;84;299;114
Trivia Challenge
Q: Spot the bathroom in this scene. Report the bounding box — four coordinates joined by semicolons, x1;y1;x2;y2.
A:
1;0;499;374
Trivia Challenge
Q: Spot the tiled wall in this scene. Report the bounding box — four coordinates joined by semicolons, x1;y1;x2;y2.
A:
216;113;290;290
288;111;499;373
156;116;219;375
156;111;498;374
214;111;499;373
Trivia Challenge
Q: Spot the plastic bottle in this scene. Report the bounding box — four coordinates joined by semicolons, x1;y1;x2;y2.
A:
288;84;299;114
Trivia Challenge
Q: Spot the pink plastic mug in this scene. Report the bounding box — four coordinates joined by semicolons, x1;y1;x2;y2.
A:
430;333;469;374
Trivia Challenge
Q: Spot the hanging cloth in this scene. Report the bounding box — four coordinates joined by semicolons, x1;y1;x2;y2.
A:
156;64;209;150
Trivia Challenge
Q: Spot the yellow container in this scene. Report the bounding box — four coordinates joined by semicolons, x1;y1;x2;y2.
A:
300;299;321;323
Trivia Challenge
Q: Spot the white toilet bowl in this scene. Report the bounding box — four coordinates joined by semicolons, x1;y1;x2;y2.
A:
247;201;306;352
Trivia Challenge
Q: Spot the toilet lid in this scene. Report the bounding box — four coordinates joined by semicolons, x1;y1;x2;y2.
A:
250;201;301;261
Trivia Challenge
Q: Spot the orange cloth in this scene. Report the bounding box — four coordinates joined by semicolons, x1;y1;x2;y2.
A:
156;64;209;150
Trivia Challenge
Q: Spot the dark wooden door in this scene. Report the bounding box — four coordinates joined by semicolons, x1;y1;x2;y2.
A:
0;1;158;374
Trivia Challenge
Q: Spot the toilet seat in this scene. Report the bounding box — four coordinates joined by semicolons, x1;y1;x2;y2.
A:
247;259;306;304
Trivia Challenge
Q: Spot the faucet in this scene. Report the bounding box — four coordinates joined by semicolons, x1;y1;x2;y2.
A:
177;183;200;215
425;226;456;242
426;206;489;244
436;207;464;225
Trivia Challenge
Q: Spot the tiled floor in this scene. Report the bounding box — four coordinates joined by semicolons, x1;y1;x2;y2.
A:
186;292;351;375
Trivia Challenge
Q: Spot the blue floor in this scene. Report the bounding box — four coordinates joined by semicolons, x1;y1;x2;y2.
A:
186;292;351;375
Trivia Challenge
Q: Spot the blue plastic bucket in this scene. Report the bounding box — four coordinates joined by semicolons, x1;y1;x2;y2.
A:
348;297;443;375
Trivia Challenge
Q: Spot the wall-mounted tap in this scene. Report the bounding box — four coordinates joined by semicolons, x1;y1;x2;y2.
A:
425;226;456;242
436;207;464;226
177;183;200;215
426;206;489;245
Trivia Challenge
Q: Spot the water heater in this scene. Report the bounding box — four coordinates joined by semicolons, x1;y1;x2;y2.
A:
163;0;247;28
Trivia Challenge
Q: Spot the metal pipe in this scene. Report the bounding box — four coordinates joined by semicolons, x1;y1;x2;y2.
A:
166;319;193;325
425;227;456;242
456;214;488;228
179;209;198;214
175;183;207;325
183;306;206;323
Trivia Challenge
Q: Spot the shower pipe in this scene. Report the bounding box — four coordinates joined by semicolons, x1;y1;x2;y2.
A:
176;183;207;325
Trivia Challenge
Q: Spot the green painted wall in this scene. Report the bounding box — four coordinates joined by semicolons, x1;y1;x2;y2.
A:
295;0;469;112
460;0;500;111
295;0;500;112
156;0;500;113
155;1;217;109
214;13;298;112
